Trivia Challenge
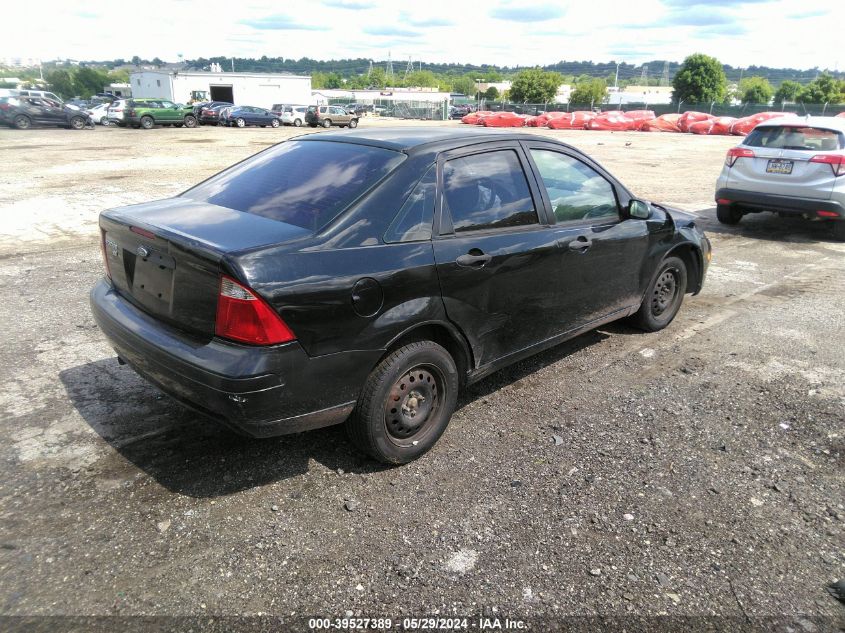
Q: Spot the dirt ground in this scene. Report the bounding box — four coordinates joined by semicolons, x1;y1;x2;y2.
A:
0;119;843;632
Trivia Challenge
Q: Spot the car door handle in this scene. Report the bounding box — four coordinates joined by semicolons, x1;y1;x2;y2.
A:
456;252;492;267
568;236;593;252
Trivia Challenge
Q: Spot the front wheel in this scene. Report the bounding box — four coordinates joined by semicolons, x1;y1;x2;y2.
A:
236;117;246;128
349;118;358;128
294;118;302;127
346;341;458;465
69;116;86;130
140;116;154;130
100;116;108;126
631;256;687;332
183;115;198;128
322;118;332;128
13;114;31;130
270;118;279;128
716;204;742;225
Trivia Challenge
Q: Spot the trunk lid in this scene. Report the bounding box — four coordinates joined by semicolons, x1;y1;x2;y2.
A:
100;199;311;338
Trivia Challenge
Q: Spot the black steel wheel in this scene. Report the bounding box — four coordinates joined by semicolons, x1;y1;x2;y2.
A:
347;341;458;464
631;256;687;332
13;114;31;130
140;116;154;129
716;204;742;225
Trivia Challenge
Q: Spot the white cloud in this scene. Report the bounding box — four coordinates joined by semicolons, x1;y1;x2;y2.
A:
1;0;841;70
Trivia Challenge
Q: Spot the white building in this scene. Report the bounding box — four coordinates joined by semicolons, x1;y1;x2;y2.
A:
129;71;311;108
311;88;450;105
606;85;673;106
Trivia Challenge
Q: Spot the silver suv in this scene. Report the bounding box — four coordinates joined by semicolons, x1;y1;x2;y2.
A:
716;116;845;240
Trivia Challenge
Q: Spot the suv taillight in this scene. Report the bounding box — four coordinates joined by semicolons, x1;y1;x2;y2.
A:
725;147;755;167
810;154;845;176
215;276;295;345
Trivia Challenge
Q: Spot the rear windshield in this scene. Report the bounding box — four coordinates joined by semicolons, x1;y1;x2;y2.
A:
745;126;844;151
182;140;405;232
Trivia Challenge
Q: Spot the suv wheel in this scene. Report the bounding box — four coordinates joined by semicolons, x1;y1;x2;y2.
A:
184;115;198;128
716;203;742;225
349;118;358;128
12;114;31;130
69;116;86;130
631;256;687;332
322;119;332;128
294;118;302;127
347;341;458;465
140;115;154;130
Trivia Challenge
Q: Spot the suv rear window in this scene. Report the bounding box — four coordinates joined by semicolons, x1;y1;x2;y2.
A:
744;126;844;151
182;140;405;232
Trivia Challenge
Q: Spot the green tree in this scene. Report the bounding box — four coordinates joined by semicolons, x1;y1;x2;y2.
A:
797;73;844;104
450;75;477;96
367;67;386;89
131;56;142;67
671;53;727;104
403;70;439;88
738;76;773;104
509;68;563;103
773;80;802;104
569;78;607;106
151;57;164;68
484;86;499;100
45;69;75;99
73;67;110;97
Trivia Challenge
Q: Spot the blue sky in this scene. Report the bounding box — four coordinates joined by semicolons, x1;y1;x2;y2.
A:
3;0;840;71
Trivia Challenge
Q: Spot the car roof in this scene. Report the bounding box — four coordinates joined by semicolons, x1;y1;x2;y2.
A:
754;115;845;133
297;127;552;153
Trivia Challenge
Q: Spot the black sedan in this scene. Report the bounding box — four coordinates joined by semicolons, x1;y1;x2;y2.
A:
196;101;232;125
219;106;280;128
90;128;710;464
0;96;92;130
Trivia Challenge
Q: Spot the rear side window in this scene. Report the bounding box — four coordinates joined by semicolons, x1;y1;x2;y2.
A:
443;150;538;233
182;140;406;232
384;165;435;243
745;126;844;151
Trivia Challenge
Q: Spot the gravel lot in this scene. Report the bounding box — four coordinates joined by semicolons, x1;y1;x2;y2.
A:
0;120;843;632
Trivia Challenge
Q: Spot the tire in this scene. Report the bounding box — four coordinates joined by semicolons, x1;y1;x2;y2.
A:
716;203;742;225
236;117;246;128
322;118;332;128
270;118;279;128
12;114;31;130
183;115;197;128
140;116;154;130
294;118;302;127
100;117;108;125
349;118;358;128
631;256;688;332
69;116;86;130
309;123;317;128
346;341;459;465
832;221;845;241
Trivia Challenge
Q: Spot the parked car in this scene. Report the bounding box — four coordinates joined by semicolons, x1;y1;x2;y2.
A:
86;103;112;125
107;99;128;125
275;105;308;127
198;102;232;125
0;96;91;130
120;98;198;129
16;89;65;104
219;106;280;128
195;100;232;124
716;116;845;240
305;105;359;128
90;128;710;464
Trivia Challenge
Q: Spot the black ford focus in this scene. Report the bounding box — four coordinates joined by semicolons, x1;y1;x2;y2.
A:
90;128;710;464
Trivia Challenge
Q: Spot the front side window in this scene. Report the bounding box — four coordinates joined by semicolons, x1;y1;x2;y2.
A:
529;150;619;223
384;165;435;243
443;150;538;233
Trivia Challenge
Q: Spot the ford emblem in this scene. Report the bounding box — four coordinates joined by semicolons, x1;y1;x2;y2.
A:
136;246;150;258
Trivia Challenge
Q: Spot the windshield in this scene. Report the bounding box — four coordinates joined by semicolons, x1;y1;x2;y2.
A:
745;125;844;151
182;140;405;232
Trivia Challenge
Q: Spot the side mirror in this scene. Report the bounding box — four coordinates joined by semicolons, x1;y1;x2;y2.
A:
628;199;651;220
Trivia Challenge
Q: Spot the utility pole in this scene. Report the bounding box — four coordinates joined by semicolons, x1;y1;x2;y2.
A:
386;52;394;86
231;58;235;72
614;62;620;89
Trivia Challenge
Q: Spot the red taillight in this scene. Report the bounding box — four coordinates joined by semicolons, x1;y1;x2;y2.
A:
130;226;156;239
817;210;839;218
100;229;111;280
809;154;845;176
716;198;732;205
215;276;295;346
725;147;755;167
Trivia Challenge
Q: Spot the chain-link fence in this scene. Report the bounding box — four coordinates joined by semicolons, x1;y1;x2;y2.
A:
326;98;448;120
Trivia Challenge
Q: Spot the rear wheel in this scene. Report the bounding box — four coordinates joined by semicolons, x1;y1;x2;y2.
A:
270;118;279;128
349;118;358;128
631;256;687;332
140;116;154;130
322;118;332;128
69;116;86;130
100;116;108;125
716;204;742;225
13;114;31;130
832;221;845;241
346;341;458;465
184;115;197;128
294;118;302;127
236;117;246;128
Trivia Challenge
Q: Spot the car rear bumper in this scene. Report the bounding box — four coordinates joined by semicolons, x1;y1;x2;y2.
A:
716;188;844;220
90;279;377;437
